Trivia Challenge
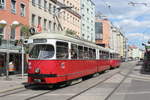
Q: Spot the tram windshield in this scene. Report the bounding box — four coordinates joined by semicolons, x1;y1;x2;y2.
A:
29;44;54;59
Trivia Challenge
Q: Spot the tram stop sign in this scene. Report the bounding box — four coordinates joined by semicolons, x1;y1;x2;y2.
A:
29;27;36;35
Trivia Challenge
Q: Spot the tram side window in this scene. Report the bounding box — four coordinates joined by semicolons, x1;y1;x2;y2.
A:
78;46;84;59
110;53;113;59
103;52;107;59
56;41;68;59
89;48;93;59
84;47;89;59
106;52;109;59
115;54;117;59
99;50;102;59
71;44;78;59
92;49;96;59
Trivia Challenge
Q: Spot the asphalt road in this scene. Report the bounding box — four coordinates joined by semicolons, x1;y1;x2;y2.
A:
0;61;149;100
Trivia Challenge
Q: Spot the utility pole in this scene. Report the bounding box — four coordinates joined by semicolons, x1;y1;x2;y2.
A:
128;2;148;6
54;6;72;31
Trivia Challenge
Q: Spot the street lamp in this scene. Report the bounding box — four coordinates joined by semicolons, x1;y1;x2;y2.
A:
0;20;20;80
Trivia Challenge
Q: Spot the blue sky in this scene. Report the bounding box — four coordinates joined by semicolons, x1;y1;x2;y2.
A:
92;0;150;49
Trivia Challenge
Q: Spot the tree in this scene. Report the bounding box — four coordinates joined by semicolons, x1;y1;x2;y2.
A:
20;25;30;39
66;29;77;36
20;25;30;54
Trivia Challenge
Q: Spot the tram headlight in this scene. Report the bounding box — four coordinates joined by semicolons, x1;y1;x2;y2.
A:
35;68;40;74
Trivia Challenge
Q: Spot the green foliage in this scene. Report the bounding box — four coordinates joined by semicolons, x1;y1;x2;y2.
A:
20;25;30;39
20;25;30;54
66;29;76;36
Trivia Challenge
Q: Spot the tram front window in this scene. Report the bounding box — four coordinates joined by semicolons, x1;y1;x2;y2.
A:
29;44;54;59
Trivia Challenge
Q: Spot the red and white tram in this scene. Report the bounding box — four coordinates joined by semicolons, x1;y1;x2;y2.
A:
27;32;120;85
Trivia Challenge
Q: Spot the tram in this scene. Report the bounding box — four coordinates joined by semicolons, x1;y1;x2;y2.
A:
27;31;120;85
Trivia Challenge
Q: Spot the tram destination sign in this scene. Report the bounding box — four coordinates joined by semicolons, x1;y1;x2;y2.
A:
33;39;47;43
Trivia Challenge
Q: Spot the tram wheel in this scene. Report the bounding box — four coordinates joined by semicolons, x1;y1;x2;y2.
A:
47;84;59;89
66;81;72;86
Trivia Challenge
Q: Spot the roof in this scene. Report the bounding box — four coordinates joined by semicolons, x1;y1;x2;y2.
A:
29;31;110;52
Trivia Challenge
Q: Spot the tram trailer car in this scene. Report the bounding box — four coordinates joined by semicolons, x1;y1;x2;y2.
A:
27;32;121;85
109;52;121;69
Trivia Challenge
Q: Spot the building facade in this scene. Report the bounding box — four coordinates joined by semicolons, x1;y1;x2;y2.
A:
95;18;111;48
0;0;29;74
111;26;127;59
29;0;81;35
80;0;95;42
57;0;81;36
29;0;60;33
95;17;127;59
127;45;144;60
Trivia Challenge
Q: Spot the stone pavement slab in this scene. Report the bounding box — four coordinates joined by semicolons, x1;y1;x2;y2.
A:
0;74;27;93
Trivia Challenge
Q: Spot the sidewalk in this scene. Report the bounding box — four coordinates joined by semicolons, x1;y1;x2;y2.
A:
0;74;27;93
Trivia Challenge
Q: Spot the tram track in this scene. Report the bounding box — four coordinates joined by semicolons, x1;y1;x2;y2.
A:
66;71;120;100
104;62;136;100
25;90;54;100
0;84;42;98
22;70;120;100
0;87;29;97
0;69;122;100
66;62;136;100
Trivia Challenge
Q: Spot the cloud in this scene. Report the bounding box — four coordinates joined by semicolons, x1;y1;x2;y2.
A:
92;0;150;48
127;33;150;40
114;19;150;32
93;0;150;20
93;0;150;32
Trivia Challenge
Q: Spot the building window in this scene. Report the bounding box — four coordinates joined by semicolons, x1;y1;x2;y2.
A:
48;3;51;14
0;27;3;35
11;0;16;13
53;5;56;14
20;3;25;16
44;19;47;31
38;16;41;25
53;23;56;31
63;0;65;4
11;28;15;39
38;0;41;9
87;8;89;13
32;14;35;26
95;22;103;40
32;0;35;6
44;0;47;11
0;0;5;9
48;21;51;31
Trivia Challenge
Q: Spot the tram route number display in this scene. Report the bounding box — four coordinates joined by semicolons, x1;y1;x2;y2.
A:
33;39;47;43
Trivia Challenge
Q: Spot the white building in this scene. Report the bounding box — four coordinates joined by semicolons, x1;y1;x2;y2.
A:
128;45;144;60
80;0;95;42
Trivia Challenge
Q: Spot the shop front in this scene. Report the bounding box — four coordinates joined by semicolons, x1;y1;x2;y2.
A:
0;48;27;76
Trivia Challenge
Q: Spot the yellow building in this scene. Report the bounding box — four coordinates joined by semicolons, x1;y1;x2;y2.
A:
57;0;81;35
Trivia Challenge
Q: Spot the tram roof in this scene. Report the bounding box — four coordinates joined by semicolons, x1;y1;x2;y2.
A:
29;31;109;51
